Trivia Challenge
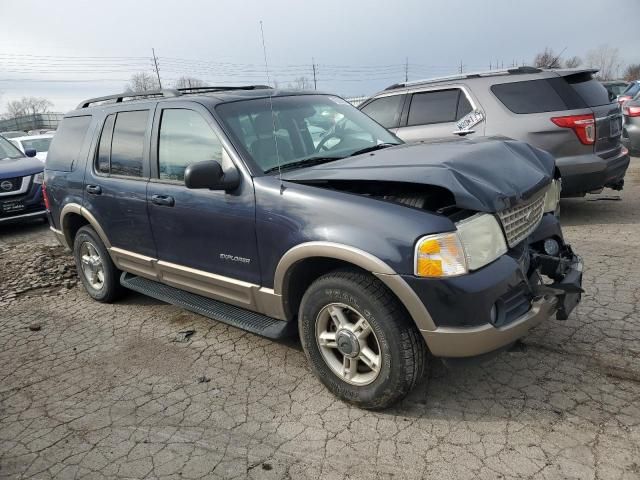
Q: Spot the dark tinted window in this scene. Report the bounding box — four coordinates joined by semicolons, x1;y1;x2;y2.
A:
110;110;148;177
408;89;460;125
360;95;404;128
158;109;223;181
565;73;610;107
457;93;473;119
96;114;115;174
491;80;569;113
46;116;92;171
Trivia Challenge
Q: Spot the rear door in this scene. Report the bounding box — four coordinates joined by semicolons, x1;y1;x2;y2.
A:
395;87;475;142
83;107;156;257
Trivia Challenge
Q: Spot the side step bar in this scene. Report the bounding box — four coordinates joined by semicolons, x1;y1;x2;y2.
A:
120;273;294;339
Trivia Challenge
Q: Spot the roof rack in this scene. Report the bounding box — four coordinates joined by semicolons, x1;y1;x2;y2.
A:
76;85;272;109
384;66;543;90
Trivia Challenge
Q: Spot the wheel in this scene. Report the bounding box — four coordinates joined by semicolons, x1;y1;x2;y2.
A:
298;269;427;409
73;225;123;303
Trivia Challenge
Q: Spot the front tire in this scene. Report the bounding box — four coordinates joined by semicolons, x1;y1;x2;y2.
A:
73;225;123;303
299;269;427;409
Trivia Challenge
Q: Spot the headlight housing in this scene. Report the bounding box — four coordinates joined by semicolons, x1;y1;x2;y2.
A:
33;172;44;184
456;213;508;271
544;179;561;213
414;213;508;277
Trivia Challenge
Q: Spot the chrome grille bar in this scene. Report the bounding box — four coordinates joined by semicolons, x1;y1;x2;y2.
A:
497;195;545;248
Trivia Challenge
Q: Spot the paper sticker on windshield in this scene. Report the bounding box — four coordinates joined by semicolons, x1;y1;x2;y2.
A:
456;110;484;131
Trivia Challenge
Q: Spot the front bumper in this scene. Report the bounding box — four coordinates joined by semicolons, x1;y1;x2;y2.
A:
404;218;583;358
555;148;630;196
0;180;46;223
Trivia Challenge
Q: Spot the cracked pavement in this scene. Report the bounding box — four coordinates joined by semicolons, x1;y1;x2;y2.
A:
1;159;639;479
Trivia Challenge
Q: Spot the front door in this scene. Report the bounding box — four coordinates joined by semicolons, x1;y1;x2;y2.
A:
147;103;261;289
83;107;156;258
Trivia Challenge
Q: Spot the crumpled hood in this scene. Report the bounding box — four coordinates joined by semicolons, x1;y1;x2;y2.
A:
0;156;44;179
282;137;556;212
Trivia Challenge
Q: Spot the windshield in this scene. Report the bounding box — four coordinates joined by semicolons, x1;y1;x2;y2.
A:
0;135;25;161
216;94;401;173
20;137;52;153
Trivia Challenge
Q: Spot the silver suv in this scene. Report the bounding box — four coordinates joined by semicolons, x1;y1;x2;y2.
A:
359;67;629;197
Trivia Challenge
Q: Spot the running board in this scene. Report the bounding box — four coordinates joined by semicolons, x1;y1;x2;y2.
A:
120;273;294;339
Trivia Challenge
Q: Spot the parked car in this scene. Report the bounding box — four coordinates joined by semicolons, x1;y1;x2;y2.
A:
602;80;630;102
27;129;56;135
0;130;27;139
616;80;640;105
621;92;640;155
45;87;582;408
10;134;54;162
359;67;629;197
0;135;46;224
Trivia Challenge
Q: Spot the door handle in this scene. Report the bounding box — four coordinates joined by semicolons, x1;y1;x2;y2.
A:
151;194;175;207
86;184;102;195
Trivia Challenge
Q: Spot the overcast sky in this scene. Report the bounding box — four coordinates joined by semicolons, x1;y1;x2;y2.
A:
1;0;639;113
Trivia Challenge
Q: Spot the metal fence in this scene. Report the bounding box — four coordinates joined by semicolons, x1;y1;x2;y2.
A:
0;113;63;133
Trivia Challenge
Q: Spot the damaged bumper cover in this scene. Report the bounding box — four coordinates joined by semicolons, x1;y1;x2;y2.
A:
407;240;583;359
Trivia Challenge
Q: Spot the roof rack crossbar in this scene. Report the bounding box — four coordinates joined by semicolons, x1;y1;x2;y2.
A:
77;85;273;109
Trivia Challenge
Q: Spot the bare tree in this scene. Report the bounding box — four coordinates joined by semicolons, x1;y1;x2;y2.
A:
5;96;53;119
125;72;160;93
173;76;206;89
586;45;623;80
564;56;583;68
287;76;311;90
533;47;562;69
623;64;640;82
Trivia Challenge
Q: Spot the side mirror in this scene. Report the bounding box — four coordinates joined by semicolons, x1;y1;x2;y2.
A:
184;160;240;191
24;148;37;158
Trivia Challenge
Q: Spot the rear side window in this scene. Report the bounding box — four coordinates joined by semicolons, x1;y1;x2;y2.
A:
46;116;92;171
491;80;568;114
492;74;612;114
360;95;404;129
407;89;470;126
95;110;148;177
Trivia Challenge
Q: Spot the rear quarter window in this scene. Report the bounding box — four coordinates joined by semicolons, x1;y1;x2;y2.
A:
46;116;92;171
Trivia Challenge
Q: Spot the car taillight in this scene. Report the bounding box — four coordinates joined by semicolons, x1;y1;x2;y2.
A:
42;180;50;210
551;114;596;145
618;95;632;105
623;105;640;117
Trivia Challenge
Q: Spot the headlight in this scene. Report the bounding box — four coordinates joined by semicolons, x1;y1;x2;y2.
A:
33;172;44;184
544;179;561;213
456;214;507;271
414;233;467;277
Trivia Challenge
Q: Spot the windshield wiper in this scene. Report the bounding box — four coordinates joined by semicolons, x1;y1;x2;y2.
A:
264;156;342;174
348;143;398;157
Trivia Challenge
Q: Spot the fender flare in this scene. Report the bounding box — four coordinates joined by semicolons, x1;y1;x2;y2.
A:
273;241;436;331
59;203;112;249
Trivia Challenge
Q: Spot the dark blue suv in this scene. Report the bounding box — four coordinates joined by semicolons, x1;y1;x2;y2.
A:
0;135;46;224
45;87;583;408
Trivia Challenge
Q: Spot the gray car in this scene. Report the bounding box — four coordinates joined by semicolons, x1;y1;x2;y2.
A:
359;67;629;197
622;92;640;154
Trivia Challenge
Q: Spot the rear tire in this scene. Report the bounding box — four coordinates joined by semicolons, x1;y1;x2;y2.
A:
298;269;427;409
73;226;123;303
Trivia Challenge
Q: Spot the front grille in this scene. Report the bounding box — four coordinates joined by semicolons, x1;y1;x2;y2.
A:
497;194;545;248
0;176;23;193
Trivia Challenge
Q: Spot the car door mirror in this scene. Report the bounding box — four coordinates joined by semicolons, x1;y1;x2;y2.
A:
24;148;37;158
184;160;240;191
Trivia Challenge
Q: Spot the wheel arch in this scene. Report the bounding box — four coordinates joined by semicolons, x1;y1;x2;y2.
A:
60;203;111;250
274;242;436;331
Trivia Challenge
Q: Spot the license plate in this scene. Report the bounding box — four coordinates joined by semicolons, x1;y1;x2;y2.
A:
455;110;484;132
610;116;622;137
1;200;25;214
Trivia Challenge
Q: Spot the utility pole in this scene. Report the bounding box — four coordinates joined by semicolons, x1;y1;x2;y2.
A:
405;57;408;82
312;57;317;90
459;60;463;74
152;48;162;89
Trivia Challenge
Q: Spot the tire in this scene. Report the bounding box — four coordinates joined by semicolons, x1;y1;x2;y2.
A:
73;225;124;303
298;269;427;409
